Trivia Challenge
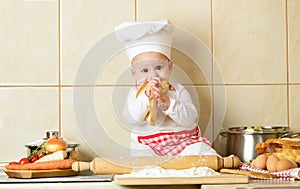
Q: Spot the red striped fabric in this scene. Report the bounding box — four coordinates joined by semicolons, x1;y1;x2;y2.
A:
138;126;212;156
240;163;299;180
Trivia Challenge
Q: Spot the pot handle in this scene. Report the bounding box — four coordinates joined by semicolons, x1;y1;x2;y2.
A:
219;131;228;137
279;132;300;139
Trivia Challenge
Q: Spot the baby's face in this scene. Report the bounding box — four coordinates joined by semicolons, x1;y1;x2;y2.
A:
131;52;172;84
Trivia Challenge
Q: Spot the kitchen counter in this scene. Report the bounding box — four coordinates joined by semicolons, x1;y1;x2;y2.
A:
202;179;300;189
1;168;300;189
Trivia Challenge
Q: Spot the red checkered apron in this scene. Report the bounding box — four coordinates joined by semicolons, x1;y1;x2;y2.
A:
137;126;212;156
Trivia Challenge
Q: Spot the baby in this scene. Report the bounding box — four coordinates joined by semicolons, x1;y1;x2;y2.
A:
115;20;218;157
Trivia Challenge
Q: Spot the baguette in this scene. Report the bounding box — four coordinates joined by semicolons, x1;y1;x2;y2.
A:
136;82;148;98
135;81;169;126
148;90;157;126
220;169;278;179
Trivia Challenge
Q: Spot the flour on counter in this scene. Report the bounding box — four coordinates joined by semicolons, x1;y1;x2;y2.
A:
121;166;220;177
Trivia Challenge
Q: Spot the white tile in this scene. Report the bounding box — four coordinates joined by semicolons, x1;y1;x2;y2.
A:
137;0;211;48
0;88;58;161
0;0;58;85
221;85;288;129
290;85;300;132
61;0;135;85
288;0;300;83
61;87;131;160
213;0;286;84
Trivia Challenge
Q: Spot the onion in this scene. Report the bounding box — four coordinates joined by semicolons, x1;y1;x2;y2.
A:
44;136;67;153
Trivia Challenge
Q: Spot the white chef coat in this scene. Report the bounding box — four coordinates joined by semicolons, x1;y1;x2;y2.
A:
122;82;218;156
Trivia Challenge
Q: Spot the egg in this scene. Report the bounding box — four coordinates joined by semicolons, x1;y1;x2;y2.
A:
276;159;298;172
252;154;267;170
266;154;279;172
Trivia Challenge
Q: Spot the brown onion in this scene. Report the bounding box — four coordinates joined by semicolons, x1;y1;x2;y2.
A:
44;136;67;153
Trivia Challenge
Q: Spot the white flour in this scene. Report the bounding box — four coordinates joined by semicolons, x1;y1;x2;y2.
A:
121;166;220;177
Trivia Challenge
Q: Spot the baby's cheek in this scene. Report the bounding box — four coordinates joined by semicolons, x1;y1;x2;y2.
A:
157;72;170;81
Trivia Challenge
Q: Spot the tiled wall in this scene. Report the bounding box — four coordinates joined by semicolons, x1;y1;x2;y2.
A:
0;0;299;161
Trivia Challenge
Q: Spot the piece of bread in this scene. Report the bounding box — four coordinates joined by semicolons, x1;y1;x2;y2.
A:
256;138;300;163
220;169;278;179
136;81;169;126
35;150;67;163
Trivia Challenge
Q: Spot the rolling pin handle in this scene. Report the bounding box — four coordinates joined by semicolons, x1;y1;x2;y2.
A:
72;161;90;172
223;156;241;169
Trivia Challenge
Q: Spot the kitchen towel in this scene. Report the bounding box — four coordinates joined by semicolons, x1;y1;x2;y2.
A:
240;163;300;181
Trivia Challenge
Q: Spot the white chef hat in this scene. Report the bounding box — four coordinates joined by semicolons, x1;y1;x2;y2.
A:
115;19;174;63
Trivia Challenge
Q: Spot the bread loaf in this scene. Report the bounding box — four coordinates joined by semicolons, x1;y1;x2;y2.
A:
256;138;300;163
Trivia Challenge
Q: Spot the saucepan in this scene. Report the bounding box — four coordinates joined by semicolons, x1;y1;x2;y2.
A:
220;126;291;163
25;131;80;156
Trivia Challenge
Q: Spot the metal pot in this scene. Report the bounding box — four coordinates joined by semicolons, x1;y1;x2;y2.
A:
25;131;80;156
221;126;291;163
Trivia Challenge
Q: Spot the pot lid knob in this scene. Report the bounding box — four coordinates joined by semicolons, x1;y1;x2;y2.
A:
46;131;59;138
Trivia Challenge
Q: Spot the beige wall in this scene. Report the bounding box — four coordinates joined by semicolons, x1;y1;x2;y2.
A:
0;0;299;161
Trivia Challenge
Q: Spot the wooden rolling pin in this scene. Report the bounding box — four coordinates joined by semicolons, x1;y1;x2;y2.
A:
72;155;240;174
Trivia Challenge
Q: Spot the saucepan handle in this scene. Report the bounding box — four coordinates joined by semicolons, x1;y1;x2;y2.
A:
219;131;228;137
279;132;300;139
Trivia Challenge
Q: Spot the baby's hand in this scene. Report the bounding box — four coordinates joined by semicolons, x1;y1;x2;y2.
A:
145;77;161;98
157;94;170;111
146;78;170;111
